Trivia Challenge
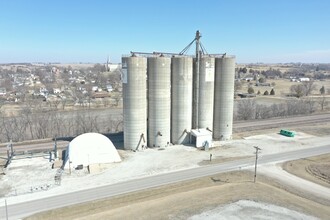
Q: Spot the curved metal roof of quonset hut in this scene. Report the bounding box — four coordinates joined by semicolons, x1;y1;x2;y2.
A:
67;133;121;168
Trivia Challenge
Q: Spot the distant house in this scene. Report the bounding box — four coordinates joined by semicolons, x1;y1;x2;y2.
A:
92;92;110;99
242;77;254;82
255;82;271;87
107;63;121;71
39;87;49;97
106;84;113;92
92;86;99;92
299;77;310;82
237;93;256;98
291;77;310;82
0;88;6;96
53;88;61;94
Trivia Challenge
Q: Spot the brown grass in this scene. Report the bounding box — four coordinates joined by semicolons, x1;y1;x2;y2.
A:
283;153;330;188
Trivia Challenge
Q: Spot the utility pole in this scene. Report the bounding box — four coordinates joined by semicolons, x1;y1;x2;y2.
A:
5;199;8;220
10;140;13;157
54;137;57;159
254;146;261;183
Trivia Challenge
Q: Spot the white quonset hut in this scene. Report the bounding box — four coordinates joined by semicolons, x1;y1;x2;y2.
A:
65;133;121;169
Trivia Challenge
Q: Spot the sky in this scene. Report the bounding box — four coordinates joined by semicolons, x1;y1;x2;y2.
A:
0;0;329;64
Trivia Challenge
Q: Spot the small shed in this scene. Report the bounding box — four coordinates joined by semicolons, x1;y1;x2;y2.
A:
190;129;213;148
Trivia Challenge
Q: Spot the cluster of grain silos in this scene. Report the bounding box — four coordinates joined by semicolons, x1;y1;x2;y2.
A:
122;54;235;150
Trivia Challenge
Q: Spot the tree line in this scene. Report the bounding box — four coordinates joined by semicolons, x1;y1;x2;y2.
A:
235;98;327;120
0;105;123;143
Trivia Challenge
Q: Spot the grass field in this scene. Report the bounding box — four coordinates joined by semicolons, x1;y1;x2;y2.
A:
238;78;330;96
237;78;330;108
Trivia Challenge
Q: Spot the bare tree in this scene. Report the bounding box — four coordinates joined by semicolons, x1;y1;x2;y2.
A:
302;80;316;96
290;84;305;98
113;95;122;107
237;99;256;120
21;106;34;139
234;80;242;93
60;97;68;110
255;104;271;119
47;98;61;110
270;103;286;117
318;95;328;111
304;98;316;113
286;99;313;116
74;110;100;135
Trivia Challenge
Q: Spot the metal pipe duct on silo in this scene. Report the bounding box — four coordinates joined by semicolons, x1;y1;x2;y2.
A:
213;56;236;140
122;56;147;150
147;56;171;147
171;56;193;144
198;56;215;130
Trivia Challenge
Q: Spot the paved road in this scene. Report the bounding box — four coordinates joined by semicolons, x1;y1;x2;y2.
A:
259;164;330;200
1;145;329;220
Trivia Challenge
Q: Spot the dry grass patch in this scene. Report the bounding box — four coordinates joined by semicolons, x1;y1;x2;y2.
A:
283;153;330;188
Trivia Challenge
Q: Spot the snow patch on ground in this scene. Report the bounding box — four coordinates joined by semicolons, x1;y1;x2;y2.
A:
188;200;318;220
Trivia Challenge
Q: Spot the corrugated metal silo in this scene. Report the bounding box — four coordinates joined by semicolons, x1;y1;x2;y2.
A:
213;56;236;140
148;56;171;147
122;56;147;150
198;56;215;129
171;56;193;144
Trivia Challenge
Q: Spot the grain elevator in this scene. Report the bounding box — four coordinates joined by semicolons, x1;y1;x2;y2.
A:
122;31;236;150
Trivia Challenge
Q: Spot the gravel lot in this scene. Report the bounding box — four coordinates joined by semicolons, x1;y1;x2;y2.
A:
1;128;329;219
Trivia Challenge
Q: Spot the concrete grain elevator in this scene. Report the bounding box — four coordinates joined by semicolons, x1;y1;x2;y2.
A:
122;31;236;150
147;56;171;147
122;56;147;150
171;56;193;144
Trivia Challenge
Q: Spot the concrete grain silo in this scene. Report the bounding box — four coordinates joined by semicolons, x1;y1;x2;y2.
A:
213;56;236;140
122;56;147;150
147;56;171;147
171;56;193;144
198;56;215;129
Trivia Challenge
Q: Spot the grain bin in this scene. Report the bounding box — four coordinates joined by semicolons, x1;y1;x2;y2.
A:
122;56;147;150
147;56;171;147
198;56;215;130
171;56;193;144
213;56;236;140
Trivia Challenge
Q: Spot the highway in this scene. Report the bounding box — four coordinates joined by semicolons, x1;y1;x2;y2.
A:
1;144;330;220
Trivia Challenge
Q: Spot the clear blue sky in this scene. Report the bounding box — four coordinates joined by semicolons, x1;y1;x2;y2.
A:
1;0;329;63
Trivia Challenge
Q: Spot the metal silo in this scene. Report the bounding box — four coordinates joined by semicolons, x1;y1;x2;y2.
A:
198;56;215;129
122;56;147;150
213;56;236;140
148;56;171;147
171;56;193;144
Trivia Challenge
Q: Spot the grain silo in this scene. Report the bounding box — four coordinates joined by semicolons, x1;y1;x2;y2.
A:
213;56;236;140
147;56;171;147
122;56;147;150
171;56;193;144
198;56;215;129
